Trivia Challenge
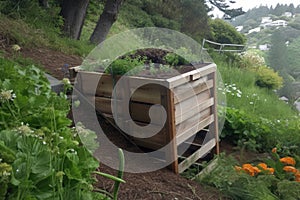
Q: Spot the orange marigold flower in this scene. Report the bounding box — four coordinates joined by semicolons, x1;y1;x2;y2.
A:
267;168;275;174
253;166;261;173
295;173;300;182
258;163;268;170
272;147;277;153
280;157;296;166
242;164;260;176
283;166;298;174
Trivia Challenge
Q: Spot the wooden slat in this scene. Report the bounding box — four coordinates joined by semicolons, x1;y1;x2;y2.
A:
175;91;210;119
212;71;219;155
190;64;216;81
162;89;178;173
174;79;213;104
176;108;211;134
175;97;214;125
178;139;216;173
166;63;216;88
174;80;213;104
131;128;167;150
94;97;165;125
176;115;214;145
130;84;163;104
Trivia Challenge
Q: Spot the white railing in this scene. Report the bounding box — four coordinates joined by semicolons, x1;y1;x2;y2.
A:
201;39;245;53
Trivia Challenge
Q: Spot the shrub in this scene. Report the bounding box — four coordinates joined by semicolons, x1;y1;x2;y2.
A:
0;58;125;199
255;66;283;90
238;51;266;69
208;18;246;45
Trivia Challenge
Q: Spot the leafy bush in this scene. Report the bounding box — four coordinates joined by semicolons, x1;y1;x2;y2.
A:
220;107;268;151
238;51;266;69
208;18;246;45
0;58;124;199
220;107;300;153
255;66;283;90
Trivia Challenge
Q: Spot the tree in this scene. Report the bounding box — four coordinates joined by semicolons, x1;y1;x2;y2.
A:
180;0;210;40
269;30;288;71
90;0;124;44
60;0;90;39
208;0;245;19
208;18;246;44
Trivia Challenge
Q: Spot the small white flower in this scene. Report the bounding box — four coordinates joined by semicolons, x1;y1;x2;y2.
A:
43;141;47;145
250;102;254;105
62;78;71;85
237;93;241;98
12;44;21;52
0;90;16;102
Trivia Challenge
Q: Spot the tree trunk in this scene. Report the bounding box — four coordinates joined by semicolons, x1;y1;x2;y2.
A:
90;0;124;44
60;0;90;40
39;0;49;8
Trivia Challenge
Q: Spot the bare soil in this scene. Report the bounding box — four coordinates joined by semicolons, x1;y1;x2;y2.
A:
4;46;236;199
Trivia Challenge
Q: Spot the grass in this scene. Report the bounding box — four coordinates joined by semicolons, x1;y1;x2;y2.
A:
0;14;94;56
217;60;298;120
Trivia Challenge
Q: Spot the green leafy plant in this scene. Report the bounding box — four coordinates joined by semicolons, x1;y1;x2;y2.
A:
254;66;283;90
0;58;123;199
105;56;145;75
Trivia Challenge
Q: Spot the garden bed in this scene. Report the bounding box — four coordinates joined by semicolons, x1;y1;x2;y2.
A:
74;63;218;173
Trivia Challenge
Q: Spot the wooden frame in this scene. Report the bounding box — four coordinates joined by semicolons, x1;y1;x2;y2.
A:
71;63;219;174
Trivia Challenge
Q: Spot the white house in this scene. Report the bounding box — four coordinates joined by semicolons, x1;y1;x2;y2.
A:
283;12;293;18
258;44;270;51
261;17;272;24
248;27;261;34
262;20;287;28
236;25;243;32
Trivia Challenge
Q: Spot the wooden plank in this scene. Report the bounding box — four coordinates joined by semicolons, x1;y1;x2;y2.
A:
176;115;214;145
131;128;167;150
178;139;216;173
174;79;213;104
176;108;211;134
162;88;178;173
190;64;216;81
130;84;163;104
94;97;165;125
166;63;216;88
212;71;219;155
76;72;116;96
174;76;208;93
175;97;214;125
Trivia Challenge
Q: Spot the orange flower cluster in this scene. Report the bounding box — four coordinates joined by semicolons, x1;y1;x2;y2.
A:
235;149;300;182
280;157;300;182
235;163;274;176
280;157;296;166
257;163;275;174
